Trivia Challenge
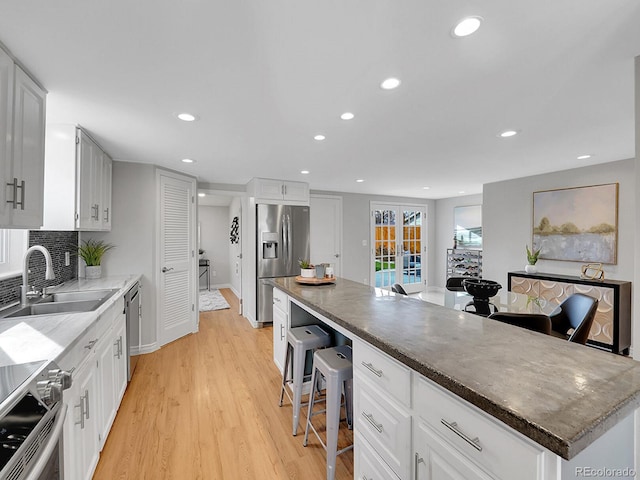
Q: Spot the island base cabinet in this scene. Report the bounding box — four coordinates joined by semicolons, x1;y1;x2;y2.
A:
354;432;401;480
414;419;495;480
272;288;289;374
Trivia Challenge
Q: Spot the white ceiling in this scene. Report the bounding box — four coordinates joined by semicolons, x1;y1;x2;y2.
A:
1;1;639;199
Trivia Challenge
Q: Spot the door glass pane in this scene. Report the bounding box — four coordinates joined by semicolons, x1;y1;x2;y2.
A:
401;210;422;286
374;209;396;288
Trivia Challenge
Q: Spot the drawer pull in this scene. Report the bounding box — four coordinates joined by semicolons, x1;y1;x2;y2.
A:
84;339;98;350
361;361;383;377
273;297;281;303
441;419;482;452
362;412;383;433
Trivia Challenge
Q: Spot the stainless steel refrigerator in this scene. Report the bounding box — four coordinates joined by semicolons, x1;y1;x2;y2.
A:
256;204;310;323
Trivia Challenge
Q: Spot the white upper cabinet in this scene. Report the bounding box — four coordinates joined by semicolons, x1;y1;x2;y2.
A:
247;178;309;205
0;46;46;229
43;124;113;231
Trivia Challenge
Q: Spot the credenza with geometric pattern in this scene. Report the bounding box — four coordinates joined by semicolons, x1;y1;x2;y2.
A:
508;271;631;355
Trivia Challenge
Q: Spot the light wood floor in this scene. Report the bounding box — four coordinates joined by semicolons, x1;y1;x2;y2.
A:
93;289;354;479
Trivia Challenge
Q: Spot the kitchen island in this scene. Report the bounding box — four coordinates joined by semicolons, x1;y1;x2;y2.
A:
271;276;640;480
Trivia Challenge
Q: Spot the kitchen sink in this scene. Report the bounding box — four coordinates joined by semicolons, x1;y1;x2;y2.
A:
0;288;119;319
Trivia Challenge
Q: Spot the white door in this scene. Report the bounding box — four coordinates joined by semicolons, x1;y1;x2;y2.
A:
371;203;426;294
157;170;197;347
310;195;342;277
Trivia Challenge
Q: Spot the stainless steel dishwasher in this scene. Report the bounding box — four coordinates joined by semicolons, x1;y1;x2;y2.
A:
125;282;140;381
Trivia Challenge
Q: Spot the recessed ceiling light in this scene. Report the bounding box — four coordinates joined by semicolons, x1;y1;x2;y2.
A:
452;17;483;37
356;179;365;183
198;193;205;197
314;134;326;141
459;191;466;194
499;130;519;138
341;112;355;120
577;154;592;160
300;170;310;175
380;78;401;90
423;186;431;190
181;158;195;163
177;113;197;122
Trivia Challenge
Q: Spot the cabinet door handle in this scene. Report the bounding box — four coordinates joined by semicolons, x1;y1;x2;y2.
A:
280;323;285;341
104;207;109;222
362;412;383;433
162;267;174;273
119;336;123;357
6;178;18;209
361;361;383;377
441;419;482;451
16;180;25;210
75;398;85;429
414;452;425;480
84;389;90;420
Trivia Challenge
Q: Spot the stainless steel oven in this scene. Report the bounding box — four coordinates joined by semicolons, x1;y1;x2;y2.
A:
0;360;71;480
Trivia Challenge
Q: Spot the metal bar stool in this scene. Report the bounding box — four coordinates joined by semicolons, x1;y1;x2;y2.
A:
303;345;353;480
279;325;332;436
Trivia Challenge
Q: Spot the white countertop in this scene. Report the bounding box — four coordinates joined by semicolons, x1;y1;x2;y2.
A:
0;275;140;367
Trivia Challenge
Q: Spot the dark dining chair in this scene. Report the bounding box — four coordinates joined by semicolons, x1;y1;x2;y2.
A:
391;283;408;295
488;293;598;345
445;276;467;292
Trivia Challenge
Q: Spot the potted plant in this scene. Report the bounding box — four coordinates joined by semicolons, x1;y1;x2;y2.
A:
77;239;115;279
525;245;541;273
299;259;315;278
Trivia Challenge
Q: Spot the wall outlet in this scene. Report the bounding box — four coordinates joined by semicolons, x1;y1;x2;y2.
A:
362;239;367;246
212;270;217;277
64;252;70;266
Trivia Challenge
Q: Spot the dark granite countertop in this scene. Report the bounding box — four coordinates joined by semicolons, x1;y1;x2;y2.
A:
271;276;640;460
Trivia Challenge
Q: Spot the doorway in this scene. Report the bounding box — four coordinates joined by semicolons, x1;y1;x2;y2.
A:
310;194;342;277
156;170;198;347
370;203;426;294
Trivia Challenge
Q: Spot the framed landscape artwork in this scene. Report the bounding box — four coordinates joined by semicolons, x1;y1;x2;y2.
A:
532;183;618;264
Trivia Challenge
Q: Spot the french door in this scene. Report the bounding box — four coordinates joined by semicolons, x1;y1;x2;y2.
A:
371;203;426;294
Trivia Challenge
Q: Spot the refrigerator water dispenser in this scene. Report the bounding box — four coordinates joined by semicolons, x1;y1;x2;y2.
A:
262;232;279;259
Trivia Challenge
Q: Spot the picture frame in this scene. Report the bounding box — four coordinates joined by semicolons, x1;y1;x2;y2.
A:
532;183;618;264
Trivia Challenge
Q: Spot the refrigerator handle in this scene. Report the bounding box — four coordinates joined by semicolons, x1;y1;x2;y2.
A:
282;214;289;267
286;214;293;271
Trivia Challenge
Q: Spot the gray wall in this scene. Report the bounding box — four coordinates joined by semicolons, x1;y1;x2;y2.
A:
88;161;158;351
198;205;231;287
483;158;635;286
433;194;483;288
228;196;242;297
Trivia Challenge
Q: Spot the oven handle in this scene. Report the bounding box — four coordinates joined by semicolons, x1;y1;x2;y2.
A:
25;403;67;480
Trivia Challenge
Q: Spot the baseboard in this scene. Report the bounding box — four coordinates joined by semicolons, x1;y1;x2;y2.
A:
229;286;240;299
210;282;232;290
132;342;158;355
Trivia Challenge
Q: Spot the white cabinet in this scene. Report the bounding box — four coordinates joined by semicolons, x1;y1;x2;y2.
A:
414;419;494;480
43;124;113;231
272;288;289;374
63;334;100;480
247;178;309;205
0;46;46;229
60;290;128;480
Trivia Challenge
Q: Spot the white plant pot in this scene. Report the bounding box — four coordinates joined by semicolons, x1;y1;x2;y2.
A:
85;265;102;279
525;264;537;274
300;268;316;278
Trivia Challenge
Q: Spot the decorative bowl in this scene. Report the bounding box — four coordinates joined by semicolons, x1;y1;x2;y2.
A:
462;278;502;300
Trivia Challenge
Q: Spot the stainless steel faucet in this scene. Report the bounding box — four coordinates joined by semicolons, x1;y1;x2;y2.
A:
21;245;56;305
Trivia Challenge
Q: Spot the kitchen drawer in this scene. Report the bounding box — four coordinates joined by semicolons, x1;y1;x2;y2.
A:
354;432;400;480
58;324;98;373
272;288;288;314
414;375;544;480
355;378;411;479
353;339;411;407
95;299;121;338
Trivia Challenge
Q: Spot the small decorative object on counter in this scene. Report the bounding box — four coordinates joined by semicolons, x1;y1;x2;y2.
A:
325;265;334;279
299;259;315;278
581;263;605;281
76;238;115;279
525;244;540;274
315;263;327;279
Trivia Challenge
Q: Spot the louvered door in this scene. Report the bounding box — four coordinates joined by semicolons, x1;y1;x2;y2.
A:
158;171;197;346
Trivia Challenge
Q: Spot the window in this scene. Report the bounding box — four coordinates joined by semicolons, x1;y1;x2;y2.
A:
0;229;28;278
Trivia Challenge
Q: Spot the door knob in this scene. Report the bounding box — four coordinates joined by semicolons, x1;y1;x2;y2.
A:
162;267;174;273
334;254;340;258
